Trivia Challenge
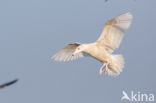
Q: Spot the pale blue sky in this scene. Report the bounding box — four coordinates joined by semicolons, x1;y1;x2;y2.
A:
0;0;155;103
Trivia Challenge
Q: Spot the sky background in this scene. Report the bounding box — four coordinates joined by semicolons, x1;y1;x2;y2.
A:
0;0;156;103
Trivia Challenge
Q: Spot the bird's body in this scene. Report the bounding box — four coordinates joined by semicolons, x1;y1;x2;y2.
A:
52;12;133;76
82;43;110;63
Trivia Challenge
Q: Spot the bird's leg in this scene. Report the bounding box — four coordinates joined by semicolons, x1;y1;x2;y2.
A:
104;62;109;73
99;64;106;76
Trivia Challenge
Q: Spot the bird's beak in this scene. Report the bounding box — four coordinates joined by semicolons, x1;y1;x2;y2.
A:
72;53;74;56
72;51;77;56
72;52;76;56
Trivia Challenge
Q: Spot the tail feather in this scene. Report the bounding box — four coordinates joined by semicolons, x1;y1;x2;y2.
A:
105;54;124;76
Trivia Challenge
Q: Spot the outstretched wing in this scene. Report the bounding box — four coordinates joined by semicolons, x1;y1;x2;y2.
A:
52;42;85;61
0;79;18;89
96;12;133;52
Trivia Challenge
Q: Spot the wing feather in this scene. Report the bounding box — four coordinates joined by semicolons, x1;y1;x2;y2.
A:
52;43;85;61
96;12;133;52
0;79;18;89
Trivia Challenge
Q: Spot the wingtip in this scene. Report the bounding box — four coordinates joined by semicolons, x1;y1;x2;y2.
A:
0;78;19;89
51;54;57;60
125;12;133;18
126;12;132;15
7;78;19;85
13;78;19;83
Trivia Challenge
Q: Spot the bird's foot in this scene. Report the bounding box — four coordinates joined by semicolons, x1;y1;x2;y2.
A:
99;64;105;76
104;63;109;74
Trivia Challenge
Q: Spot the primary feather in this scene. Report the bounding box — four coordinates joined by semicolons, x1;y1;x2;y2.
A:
52;43;85;61
97;12;133;52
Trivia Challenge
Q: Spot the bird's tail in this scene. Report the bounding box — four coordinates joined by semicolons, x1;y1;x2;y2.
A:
105;54;124;76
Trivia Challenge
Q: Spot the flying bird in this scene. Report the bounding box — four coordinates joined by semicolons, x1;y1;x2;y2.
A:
52;12;133;76
0;79;18;89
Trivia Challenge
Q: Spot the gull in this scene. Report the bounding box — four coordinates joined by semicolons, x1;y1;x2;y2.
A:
52;12;133;76
0;79;18;89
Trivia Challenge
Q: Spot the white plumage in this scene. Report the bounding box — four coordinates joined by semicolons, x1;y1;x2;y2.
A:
52;12;133;76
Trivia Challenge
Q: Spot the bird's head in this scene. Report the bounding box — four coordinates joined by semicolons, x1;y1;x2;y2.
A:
72;44;86;56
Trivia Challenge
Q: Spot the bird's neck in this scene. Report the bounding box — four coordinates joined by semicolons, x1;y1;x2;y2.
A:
82;43;96;54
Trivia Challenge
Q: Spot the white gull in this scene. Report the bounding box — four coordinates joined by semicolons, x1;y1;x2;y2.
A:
52;12;133;76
